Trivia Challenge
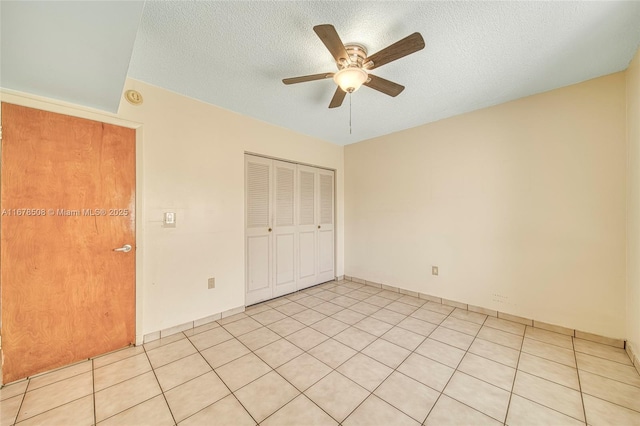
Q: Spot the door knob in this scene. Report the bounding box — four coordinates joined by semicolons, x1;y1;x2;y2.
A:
268;228;272;232
114;244;132;253
317;225;321;229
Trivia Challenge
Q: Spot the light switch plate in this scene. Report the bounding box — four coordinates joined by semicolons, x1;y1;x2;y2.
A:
163;212;176;228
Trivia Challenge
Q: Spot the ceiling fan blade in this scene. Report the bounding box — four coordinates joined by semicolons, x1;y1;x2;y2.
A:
329;87;346;108
364;74;405;97
283;73;334;85
365;32;425;70
313;24;349;64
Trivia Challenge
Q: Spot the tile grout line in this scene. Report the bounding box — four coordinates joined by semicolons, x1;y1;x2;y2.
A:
142;342;178;426
573;335;589;424
91;359;97;426
502;323;526;425
9;378;29;426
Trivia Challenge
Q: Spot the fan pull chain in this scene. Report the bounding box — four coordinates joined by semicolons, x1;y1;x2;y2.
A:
349;93;352;135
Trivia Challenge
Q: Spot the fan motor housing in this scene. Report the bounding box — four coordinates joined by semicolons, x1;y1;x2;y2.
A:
341;44;368;69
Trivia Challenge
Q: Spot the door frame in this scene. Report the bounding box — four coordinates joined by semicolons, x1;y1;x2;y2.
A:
0;89;146;351
244;151;337;305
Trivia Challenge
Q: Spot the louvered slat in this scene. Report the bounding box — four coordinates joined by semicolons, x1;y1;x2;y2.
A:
276;166;294;226
299;171;315;225
320;174;333;225
247;162;270;228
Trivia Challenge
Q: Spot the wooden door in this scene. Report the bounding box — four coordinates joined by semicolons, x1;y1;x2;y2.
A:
296;165;318;289
273;160;297;297
245;155;273;305
0;103;136;383
317;169;335;283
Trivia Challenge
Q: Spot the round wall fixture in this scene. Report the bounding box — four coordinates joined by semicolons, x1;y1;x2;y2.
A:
124;90;143;105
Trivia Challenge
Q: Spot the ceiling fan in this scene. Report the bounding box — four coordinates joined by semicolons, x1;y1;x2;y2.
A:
283;24;425;108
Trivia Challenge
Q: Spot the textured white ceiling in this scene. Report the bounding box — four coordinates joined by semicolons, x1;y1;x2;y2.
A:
0;1;144;112
128;1;640;145
2;2;640;145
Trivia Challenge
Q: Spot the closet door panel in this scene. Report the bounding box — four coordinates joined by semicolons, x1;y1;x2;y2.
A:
273;161;297;297
318;169;335;283
297;165;318;289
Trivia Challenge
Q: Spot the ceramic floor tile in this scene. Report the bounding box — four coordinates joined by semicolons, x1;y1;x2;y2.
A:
1;395;23;426
143;333;186;351
215;353;272;391
377;290;404;301
579;370;640;412
576;352;640;387
353;317;394;337
330;296;359;308
200;338;251;368
17;372;93;422
297;296;325;308
183;320;220;337
506;394;584;426
164;371;230;422
484;316;526;336
179;394;256;426
237;327;281;351
415;338;466;368
99;394;174;426
450;308;487;325
441;316;482;336
246;303;272;316
524;326;573;349
313;302;344;316
304;371;369;423
223;317;264;336
254;338;304;368
275;301;307;316
251;309;288;326
397;295;426;307
262;394;337;426
308;339;357;369
286;327;329;351
291;309;327;325
397;317;437;337
370;308;407;325
343;394;420;426
286;292;309;301
443;372;511;422
94;371;161;423
384;301;418;316
217;312;248;325
518;352;580;390
27;360;92;392
468;338;521;368
582;394;640;426
146;338;197;368
94;353;152;391
381;327;426;351
334;327;377;351
424;394;502;426
458;353;516;391
362;339;411;369
477;326;523;350
235;371;300;423
521;338;576;368
429;326;474;350
310;317;350;337
266;297;292;308
0;380;28;402
350;301;382;316
374;371;440;423
267;317;307;337
314;290;339;301
573;339;632;365
346;290;374;300
331;309;367;325
17;395;93;426
187;327;234;352
397;353;454;391
154;352;212;391
410;308;447;325
422;301;454;315
364;295;393;308
277;353;333;391
512;371;584;421
337;353;393;392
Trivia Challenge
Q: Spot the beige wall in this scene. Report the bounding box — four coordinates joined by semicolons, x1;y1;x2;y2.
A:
627;49;640;358
345;73;627;338
0;79;345;339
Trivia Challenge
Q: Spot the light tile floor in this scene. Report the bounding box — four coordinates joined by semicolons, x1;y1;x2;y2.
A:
2;280;640;425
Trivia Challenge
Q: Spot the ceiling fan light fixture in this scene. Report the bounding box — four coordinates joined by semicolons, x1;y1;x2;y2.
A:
333;67;368;93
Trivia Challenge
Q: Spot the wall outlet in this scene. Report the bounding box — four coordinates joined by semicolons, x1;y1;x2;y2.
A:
432;266;439;276
208;277;215;289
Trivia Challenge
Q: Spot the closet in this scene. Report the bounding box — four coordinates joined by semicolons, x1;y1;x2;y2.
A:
245;154;335;305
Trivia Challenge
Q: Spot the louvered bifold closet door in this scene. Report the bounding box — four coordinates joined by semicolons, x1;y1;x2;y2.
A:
273;160;297;297
245;155;273;305
317;169;335;283
296;164;319;289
